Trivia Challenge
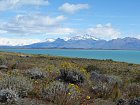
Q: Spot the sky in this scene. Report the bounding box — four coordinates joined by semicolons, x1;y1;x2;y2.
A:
0;0;140;45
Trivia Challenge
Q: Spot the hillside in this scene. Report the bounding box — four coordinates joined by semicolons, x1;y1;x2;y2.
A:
0;52;139;105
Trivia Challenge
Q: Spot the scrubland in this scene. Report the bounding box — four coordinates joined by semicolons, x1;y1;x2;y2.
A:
0;52;139;105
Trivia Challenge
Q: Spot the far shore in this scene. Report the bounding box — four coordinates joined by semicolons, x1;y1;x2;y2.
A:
0;47;140;51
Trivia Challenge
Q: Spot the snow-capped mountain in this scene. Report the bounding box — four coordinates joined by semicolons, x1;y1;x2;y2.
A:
46;34;99;42
1;35;140;50
45;38;55;42
24;37;140;50
67;34;99;41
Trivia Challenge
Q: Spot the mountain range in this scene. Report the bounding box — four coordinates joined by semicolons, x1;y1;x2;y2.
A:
21;35;140;50
0;35;140;50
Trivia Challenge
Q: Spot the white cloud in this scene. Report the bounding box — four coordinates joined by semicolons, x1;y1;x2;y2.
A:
137;35;140;39
87;23;121;40
0;14;76;38
47;27;75;35
59;3;89;14
14;15;66;27
0;30;7;34
0;14;67;35
0;13;122;41
0;37;40;46
0;0;49;11
133;34;140;39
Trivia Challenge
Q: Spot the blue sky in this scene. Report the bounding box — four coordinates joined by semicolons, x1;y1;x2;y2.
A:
0;0;140;45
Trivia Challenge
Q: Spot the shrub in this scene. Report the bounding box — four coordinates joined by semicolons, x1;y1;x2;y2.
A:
42;81;81;105
45;65;60;82
90;72;122;86
132;74;140;83
68;83;81;98
111;82;121;101
0;89;18;104
0;75;33;98
91;83;112;99
26;68;47;79
85;65;101;73
116;98;140;105
60;62;75;69
0;65;8;72
17;98;46;105
126;83;140;98
45;65;59;73
94;98;115;105
42;81;67;102
107;75;122;86
59;68;85;84
90;71;109;83
116;99;129;105
129;97;140;105
0;57;7;65
90;74;122;100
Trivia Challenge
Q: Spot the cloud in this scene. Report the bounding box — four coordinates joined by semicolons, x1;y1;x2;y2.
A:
0;13;121;41
14;14;66;27
133;34;140;39
0;14;75;36
0;30;7;34
46;27;76;35
59;3;89;14
0;37;40;46
137;35;140;38
86;23;121;40
0;0;49;11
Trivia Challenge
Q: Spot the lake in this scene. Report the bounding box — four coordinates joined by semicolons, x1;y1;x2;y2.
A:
0;49;140;64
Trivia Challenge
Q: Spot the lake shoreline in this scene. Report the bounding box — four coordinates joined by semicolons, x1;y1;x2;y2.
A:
0;50;140;65
0;47;140;51
0;49;140;64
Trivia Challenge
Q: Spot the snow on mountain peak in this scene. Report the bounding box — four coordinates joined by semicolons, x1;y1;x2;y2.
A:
67;34;99;41
45;34;99;42
45;38;55;42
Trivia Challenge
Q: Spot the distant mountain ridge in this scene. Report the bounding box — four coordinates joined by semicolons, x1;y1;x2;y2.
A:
23;36;140;50
45;34;99;42
0;34;140;50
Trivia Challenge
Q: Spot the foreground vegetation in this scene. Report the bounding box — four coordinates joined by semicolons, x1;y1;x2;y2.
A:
0;51;139;105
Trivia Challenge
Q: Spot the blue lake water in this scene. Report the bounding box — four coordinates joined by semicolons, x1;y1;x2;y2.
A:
0;49;140;64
